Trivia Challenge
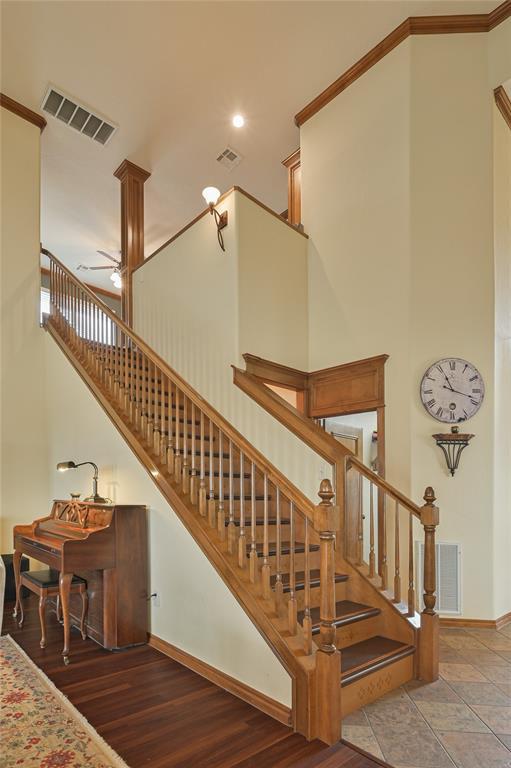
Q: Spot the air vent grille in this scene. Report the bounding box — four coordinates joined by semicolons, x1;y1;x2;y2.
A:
416;541;461;614
41;86;117;146
216;146;242;171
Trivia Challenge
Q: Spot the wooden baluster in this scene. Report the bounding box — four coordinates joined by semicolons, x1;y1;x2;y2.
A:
394;499;401;603
132;343;139;429
174;387;182;482
288;501;297;635
420;487;439;681
159;371;166;462
189;403;197;503
314;479;342;746
182;396;190;493
381;491;388;590
261;473;271;598
227;440;236;553
199;412;207;515
303;516;313;654
217;431;225;539
152;365;160;455
357;472;364;565
207;418;216;527
274;487;283;611
249;461;258;582
238;452;246;568
167;379;175;475
369;481;376;578
139;352;146;435
147;359;155;445
408;512;415;616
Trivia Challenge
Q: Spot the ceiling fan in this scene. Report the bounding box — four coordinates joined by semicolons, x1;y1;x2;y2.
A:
77;251;124;289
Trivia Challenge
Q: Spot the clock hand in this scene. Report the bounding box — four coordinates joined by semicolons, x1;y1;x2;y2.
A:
438;367;454;391
442;385;473;398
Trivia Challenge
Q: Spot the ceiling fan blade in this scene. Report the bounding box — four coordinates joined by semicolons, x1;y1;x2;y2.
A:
97;250;121;265
88;265;114;270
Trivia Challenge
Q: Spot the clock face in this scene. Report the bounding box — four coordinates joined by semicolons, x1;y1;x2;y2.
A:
420;358;484;423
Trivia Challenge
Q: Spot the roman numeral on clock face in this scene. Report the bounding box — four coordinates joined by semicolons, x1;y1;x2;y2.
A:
421;359;484;423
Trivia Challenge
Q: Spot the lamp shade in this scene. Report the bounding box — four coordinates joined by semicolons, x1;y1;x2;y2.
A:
57;461;77;471
202;186;221;207
111;271;122;289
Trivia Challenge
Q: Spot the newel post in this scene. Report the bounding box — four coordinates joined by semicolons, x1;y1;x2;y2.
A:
419;486;439;682
314;479;342;745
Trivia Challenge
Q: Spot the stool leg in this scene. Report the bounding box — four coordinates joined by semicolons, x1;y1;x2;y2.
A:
39;593;47;649
18;585;25;629
12;550;22;619
80;588;88;640
59;572;72;665
56;594;63;623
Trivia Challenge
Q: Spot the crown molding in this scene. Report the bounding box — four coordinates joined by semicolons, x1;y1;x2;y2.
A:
494;85;511;130
0;92;46;131
295;1;511;127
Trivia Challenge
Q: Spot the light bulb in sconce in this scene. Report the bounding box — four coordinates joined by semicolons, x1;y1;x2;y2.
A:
202;186;221;208
110;271;122;289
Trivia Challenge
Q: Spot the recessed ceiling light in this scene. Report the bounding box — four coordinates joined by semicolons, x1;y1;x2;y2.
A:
232;114;245;128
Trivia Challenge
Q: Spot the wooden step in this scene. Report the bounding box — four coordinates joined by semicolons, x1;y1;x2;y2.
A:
248;542;319;558
341;636;415;687
271;570;348;593
298;600;379;635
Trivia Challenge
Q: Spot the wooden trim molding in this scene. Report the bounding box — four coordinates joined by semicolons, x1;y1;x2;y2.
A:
494;85;511;130
281;149;301;227
295;1;511;126
40;266;120;303
0;92;47;131
440;611;511;631
148;634;292;726
133;185;308;275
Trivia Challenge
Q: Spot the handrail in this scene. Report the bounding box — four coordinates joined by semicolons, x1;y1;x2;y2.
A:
43;247;316;522
347;456;423;521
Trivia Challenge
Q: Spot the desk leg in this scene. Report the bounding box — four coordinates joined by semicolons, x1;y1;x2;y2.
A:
59;572;72;664
12;549;22;619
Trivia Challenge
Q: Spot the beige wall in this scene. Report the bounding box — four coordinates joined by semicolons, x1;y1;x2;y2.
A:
301;32;510;619
0;107;49;552
133;189;326;501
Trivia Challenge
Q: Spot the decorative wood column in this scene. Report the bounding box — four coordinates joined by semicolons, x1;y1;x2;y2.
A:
113;159;151;325
282;149;301;227
314;479;342;745
419;486;439;682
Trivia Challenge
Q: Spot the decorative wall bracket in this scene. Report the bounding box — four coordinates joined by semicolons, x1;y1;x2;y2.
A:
433;427;474;477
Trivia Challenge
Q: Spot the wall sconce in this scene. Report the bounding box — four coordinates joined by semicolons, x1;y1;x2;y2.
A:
57;460;110;503
202;186;228;251
432;427;474;477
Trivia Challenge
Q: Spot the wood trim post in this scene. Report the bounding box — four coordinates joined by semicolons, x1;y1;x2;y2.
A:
313;479;342;745
113;159;151;325
419;486;439;682
282;149;301;227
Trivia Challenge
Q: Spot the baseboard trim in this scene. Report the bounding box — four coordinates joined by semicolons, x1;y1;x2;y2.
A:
148;633;292;727
440;611;511;630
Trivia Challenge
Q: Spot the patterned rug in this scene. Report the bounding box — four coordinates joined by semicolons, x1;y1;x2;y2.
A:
0;635;129;768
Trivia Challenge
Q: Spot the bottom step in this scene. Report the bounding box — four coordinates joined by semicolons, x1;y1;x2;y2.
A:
341;636;415;687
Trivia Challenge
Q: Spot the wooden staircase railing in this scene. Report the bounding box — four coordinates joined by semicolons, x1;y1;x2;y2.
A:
43;248;345;743
233;366;440;682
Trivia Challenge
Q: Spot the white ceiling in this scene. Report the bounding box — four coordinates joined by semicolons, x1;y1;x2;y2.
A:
1;0;498;292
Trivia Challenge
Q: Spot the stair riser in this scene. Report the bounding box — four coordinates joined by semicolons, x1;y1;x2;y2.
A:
335;615;381;650
259;550;321;574
341;654;414;717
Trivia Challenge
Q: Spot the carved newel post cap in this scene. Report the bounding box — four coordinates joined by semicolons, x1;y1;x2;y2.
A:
423;486;436;505
318;478;334;505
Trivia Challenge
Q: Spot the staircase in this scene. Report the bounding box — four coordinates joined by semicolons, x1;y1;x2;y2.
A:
43;248;440;745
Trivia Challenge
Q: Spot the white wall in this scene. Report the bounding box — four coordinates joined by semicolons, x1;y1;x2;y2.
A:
301;32;511;620
0;107;49;552
43;333;291;706
133;189;327;502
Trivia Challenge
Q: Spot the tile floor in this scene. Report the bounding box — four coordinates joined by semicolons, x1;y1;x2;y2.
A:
342;623;511;768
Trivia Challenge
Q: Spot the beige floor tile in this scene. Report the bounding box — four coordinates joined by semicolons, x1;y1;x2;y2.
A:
449;682;511;706
440;647;467;663
342;709;368;726
405;679;461;703
442;635;488;651
439;663;487;682
478;635;511;652
342;725;384;760
365;699;424;729
497;684;511;698
371;722;454;768
438;731;511;767
497;651;511;663
477;666;511;684
472;706;511;735
498;624;511;639
459;648;511;666
498;734;511;749
415;700;489;733
440;628;471;636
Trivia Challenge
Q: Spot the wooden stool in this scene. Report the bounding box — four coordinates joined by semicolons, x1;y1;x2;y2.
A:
18;570;88;659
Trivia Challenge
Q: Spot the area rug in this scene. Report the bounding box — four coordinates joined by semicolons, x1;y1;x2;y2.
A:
0;635;129;768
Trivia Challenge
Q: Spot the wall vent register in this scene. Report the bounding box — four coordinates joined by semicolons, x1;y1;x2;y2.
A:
216;146;242;170
41;86;117;146
416;541;461;614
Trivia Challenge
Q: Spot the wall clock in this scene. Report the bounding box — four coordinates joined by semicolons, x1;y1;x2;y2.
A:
420;357;484;423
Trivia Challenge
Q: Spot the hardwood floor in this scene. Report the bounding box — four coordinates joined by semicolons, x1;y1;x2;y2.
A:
2;597;389;768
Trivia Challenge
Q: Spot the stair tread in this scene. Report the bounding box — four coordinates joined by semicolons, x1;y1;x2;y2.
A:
299;600;380;632
341;636;415;685
271;570;348;592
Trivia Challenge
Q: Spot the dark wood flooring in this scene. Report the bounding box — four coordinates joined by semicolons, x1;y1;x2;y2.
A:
2;597;390;768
